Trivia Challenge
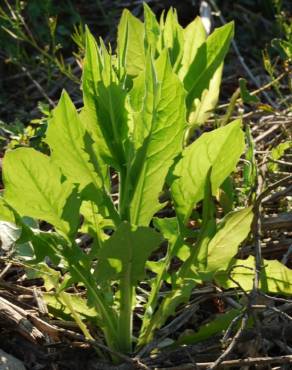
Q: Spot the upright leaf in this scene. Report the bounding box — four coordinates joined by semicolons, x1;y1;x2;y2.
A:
117;9;145;77
162;8;184;70
143;3;160;52
82;28;112;163
178;17;206;80
84;31;129;170
184;22;234;111
171;119;244;223
206;207;253;272
127;51;186;226
188;63;223;128
46;90;103;190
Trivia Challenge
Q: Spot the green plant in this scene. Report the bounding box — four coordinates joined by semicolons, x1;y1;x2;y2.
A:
0;0;80;82
1;4;292;357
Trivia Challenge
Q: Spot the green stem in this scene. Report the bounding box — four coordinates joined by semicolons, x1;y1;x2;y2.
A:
69;262;119;351
138;236;181;346
118;266;133;353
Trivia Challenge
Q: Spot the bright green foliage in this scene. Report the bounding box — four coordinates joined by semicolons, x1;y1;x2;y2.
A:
216;256;292;295
46;91;103;190
171;120;245;223
206;207;254;272
3;148;80;235
1;5;291;357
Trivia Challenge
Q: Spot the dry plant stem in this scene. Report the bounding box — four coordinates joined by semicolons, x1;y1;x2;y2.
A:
157;355;292;369
218;72;286;110
0;262;12;278
207;313;249;370
256;175;292;205
0;293;148;369
209;0;277;108
60;329;150;370
0;296;44;343
254;123;286;143
263;184;292;204
20;65;56;107
267;157;292;167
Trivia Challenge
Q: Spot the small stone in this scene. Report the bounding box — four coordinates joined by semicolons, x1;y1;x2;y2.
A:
0;350;25;370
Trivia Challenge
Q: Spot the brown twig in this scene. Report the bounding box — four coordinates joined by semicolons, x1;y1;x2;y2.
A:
207;313;249;369
157;355;292;369
208;0;277;109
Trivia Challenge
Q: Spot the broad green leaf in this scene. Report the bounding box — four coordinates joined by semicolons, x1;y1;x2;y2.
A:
171;119;244;223
176;309;241;345
206;207;253;272
178;17;206;80
216;256;292;296
127;51;186;226
184;22;234;111
188;63;223;127
46;90;103;190
96;222;162;284
117;9;145;77
3;148;79;235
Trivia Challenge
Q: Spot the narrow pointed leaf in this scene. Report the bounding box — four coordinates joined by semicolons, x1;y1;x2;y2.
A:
143;3;160;52
163;8;184;69
81;28;112;162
